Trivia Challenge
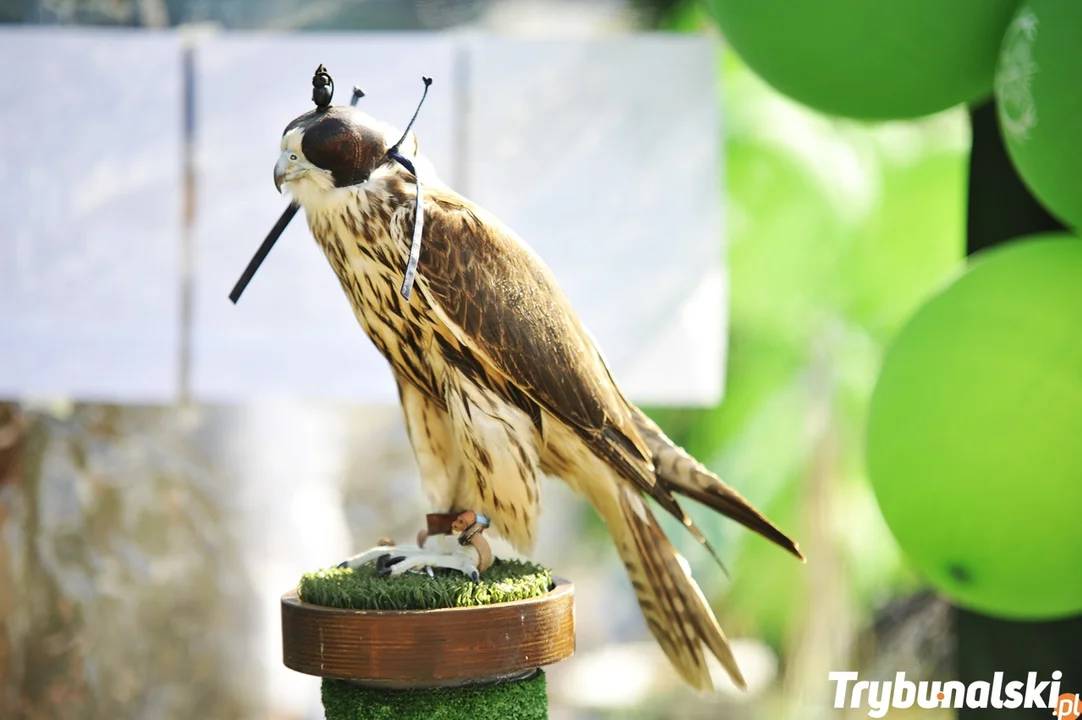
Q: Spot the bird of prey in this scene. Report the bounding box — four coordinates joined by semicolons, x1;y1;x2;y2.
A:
269;73;804;692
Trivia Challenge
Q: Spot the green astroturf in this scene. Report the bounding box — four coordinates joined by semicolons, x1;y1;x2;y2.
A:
321;672;548;720
298;558;552;610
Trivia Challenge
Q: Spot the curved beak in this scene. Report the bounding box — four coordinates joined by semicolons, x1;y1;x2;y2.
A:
274;151;305;193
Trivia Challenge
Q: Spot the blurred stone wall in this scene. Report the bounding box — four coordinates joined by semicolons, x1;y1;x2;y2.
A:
0;404;257;719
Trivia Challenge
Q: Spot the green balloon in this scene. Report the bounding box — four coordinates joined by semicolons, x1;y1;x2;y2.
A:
711;0;1020;119
867;235;1082;620
996;0;1082;230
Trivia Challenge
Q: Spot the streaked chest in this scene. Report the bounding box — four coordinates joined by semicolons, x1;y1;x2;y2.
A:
307;194;441;393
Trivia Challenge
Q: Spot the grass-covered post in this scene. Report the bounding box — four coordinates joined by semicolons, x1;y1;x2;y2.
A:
280;560;574;719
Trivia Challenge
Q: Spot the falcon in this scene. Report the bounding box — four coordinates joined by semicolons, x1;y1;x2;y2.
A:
268;71;804;692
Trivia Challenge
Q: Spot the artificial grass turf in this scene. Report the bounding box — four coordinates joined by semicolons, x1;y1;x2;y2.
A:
298;558;553;610
300;558;555;719
321;671;548;720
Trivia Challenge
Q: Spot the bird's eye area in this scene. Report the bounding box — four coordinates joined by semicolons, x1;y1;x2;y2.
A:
289;153;298;161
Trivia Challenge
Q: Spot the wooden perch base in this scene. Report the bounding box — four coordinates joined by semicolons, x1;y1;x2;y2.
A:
281;577;574;689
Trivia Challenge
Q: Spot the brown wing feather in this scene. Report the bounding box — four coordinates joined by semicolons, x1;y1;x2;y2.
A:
410;187;658;491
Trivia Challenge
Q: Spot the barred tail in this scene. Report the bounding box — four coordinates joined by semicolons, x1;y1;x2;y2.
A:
608;484;746;691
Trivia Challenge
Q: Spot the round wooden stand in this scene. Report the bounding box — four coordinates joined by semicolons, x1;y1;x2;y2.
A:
281;577;575;689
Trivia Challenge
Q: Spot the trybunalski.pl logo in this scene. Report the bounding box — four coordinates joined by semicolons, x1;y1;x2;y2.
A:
829;671;1080;719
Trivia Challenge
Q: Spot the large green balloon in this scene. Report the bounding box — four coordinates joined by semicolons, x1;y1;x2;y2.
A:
867;235;1082;620
996;0;1082;230
711;0;1020;119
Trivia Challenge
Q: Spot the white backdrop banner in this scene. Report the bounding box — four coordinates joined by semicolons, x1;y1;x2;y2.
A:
0;28;726;407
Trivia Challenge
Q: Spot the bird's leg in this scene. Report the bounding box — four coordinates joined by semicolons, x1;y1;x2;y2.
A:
451;510;490;546
429;510;495;570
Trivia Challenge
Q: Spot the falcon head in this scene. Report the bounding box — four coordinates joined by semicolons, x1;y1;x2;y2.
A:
273;106;420;208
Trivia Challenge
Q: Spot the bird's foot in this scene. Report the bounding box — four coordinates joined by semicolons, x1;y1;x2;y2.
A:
338;538;484;582
339;540;483;582
337;511;494;582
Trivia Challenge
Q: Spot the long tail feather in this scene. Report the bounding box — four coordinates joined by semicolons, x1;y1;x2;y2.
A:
609;485;745;691
634;410;805;562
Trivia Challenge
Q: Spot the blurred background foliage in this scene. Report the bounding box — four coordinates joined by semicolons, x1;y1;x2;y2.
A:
1;0;971;717
650;0;965;673
638;3;966;715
